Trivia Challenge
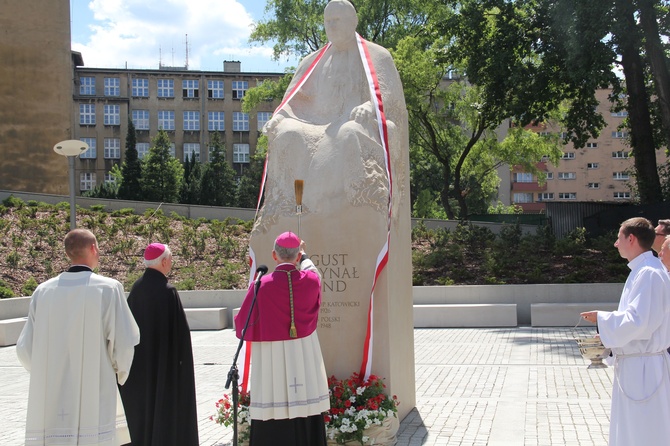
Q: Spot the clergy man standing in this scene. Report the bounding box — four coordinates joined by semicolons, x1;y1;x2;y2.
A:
16;229;140;446
581;217;670;446
235;232;330;445
118;243;199;446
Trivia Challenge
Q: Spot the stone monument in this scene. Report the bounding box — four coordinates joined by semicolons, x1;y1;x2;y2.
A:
249;0;415;420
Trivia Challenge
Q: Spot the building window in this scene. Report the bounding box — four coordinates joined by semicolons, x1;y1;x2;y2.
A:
612;131;628;139
104;172;116;184
208;80;224;98
257;112;272;132
559;131;571;139
104;138;121;159
132;110;150;130
233;112;249;131
157;79;174;98
232;81;248;100
614;192;631;199
611;111;628;117
182;79;199;98
136;142;150;159
104;78;120;96
612;151;630;159
588;182;600;189
561;152;575;160
613;172;630;180
183;143;200;161
587;163;599;169
169;143;176;158
233;143;250;163
558;172;576;180
79;104;96;125
79;138;97;159
546;172;553;180
80;77;95;95
513;193;533;203
103;104;121;126
538;131;550;137
158;110;175;130
80;172;96;191
514;172;533;183
586;142;598;148
538;193;554;201
132;78;149;97
183;111;200;131
558;192;577;200
208;111;225;131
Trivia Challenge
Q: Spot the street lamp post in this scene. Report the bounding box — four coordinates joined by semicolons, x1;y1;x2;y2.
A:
53;140;89;230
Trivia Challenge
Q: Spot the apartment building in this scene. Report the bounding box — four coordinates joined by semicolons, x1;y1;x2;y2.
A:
73;62;282;193
511;88;668;213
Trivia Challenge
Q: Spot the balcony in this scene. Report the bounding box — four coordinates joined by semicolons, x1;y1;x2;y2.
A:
511;181;547;192
517;202;546;213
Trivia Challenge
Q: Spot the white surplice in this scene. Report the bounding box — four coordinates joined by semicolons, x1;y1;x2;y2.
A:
598;251;670;446
16;271;140;446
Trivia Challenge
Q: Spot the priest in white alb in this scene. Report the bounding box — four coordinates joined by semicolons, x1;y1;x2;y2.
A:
16;229;140;446
581;217;670;446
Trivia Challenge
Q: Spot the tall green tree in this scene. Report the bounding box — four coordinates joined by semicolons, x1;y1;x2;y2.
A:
180;152;203;204
141;130;183;203
200;132;237;206
118;118;143;201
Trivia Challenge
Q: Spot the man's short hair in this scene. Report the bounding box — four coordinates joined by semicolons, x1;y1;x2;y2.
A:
64;229;97;261
621;217;655;250
658;219;670;235
144;245;172;267
274;243;300;263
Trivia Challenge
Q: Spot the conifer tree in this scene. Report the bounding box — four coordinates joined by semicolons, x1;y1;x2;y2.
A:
118;118;143;201
200;132;237;206
141;130;183;203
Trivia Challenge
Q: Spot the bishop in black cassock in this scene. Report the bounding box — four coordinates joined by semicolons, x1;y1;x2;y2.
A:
118;243;199;446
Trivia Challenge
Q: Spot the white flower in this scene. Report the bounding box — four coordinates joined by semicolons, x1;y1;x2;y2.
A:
356;386;366;395
349;395;357;404
362;436;370;443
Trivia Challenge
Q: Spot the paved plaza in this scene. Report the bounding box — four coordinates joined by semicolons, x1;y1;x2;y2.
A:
0;327;612;445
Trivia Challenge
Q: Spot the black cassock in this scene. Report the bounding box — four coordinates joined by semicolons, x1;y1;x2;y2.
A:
118;268;199;446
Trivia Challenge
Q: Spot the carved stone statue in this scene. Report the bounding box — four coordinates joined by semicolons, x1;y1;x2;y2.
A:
248;0;415;420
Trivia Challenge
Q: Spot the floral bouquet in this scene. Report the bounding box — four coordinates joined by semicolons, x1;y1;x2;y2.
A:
324;372;399;445
210;390;251;444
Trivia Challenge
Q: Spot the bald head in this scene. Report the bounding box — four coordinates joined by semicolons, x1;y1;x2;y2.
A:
324;0;358;47
64;229;99;267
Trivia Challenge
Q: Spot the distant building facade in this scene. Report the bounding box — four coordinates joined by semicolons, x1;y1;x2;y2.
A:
72;61;281;193
511;88;668;213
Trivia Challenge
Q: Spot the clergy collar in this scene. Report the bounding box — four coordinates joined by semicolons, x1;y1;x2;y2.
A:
67;265;93;273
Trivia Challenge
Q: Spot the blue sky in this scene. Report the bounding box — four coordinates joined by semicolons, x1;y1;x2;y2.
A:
69;0;299;73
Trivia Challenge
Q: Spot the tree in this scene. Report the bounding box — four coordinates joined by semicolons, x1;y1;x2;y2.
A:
180;152;203;204
200;132;237;206
118;118;143;201
141;130;183;203
235;142;267;209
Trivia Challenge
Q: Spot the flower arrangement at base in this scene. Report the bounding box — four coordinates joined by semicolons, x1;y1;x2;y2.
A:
210;390;251;445
324;372;399;445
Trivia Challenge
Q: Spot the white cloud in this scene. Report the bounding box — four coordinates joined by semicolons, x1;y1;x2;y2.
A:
71;0;279;71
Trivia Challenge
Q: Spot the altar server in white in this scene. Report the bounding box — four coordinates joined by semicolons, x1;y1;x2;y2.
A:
581;217;670;446
16;229;140;446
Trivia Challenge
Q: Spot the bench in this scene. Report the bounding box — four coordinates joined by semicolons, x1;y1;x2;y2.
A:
183;307;228;330
530;303;619;327
0;317;27;347
413;304;517;328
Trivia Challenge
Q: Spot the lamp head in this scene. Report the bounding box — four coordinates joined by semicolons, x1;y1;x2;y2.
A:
54;140;89;157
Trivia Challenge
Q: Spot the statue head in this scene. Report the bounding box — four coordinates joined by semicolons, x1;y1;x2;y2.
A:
324;0;358;47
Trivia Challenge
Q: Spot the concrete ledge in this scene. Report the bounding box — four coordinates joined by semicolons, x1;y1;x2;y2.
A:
414;304;517;328
232;308;241;331
184;308;227;330
0;317;27;347
531;302;619;327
